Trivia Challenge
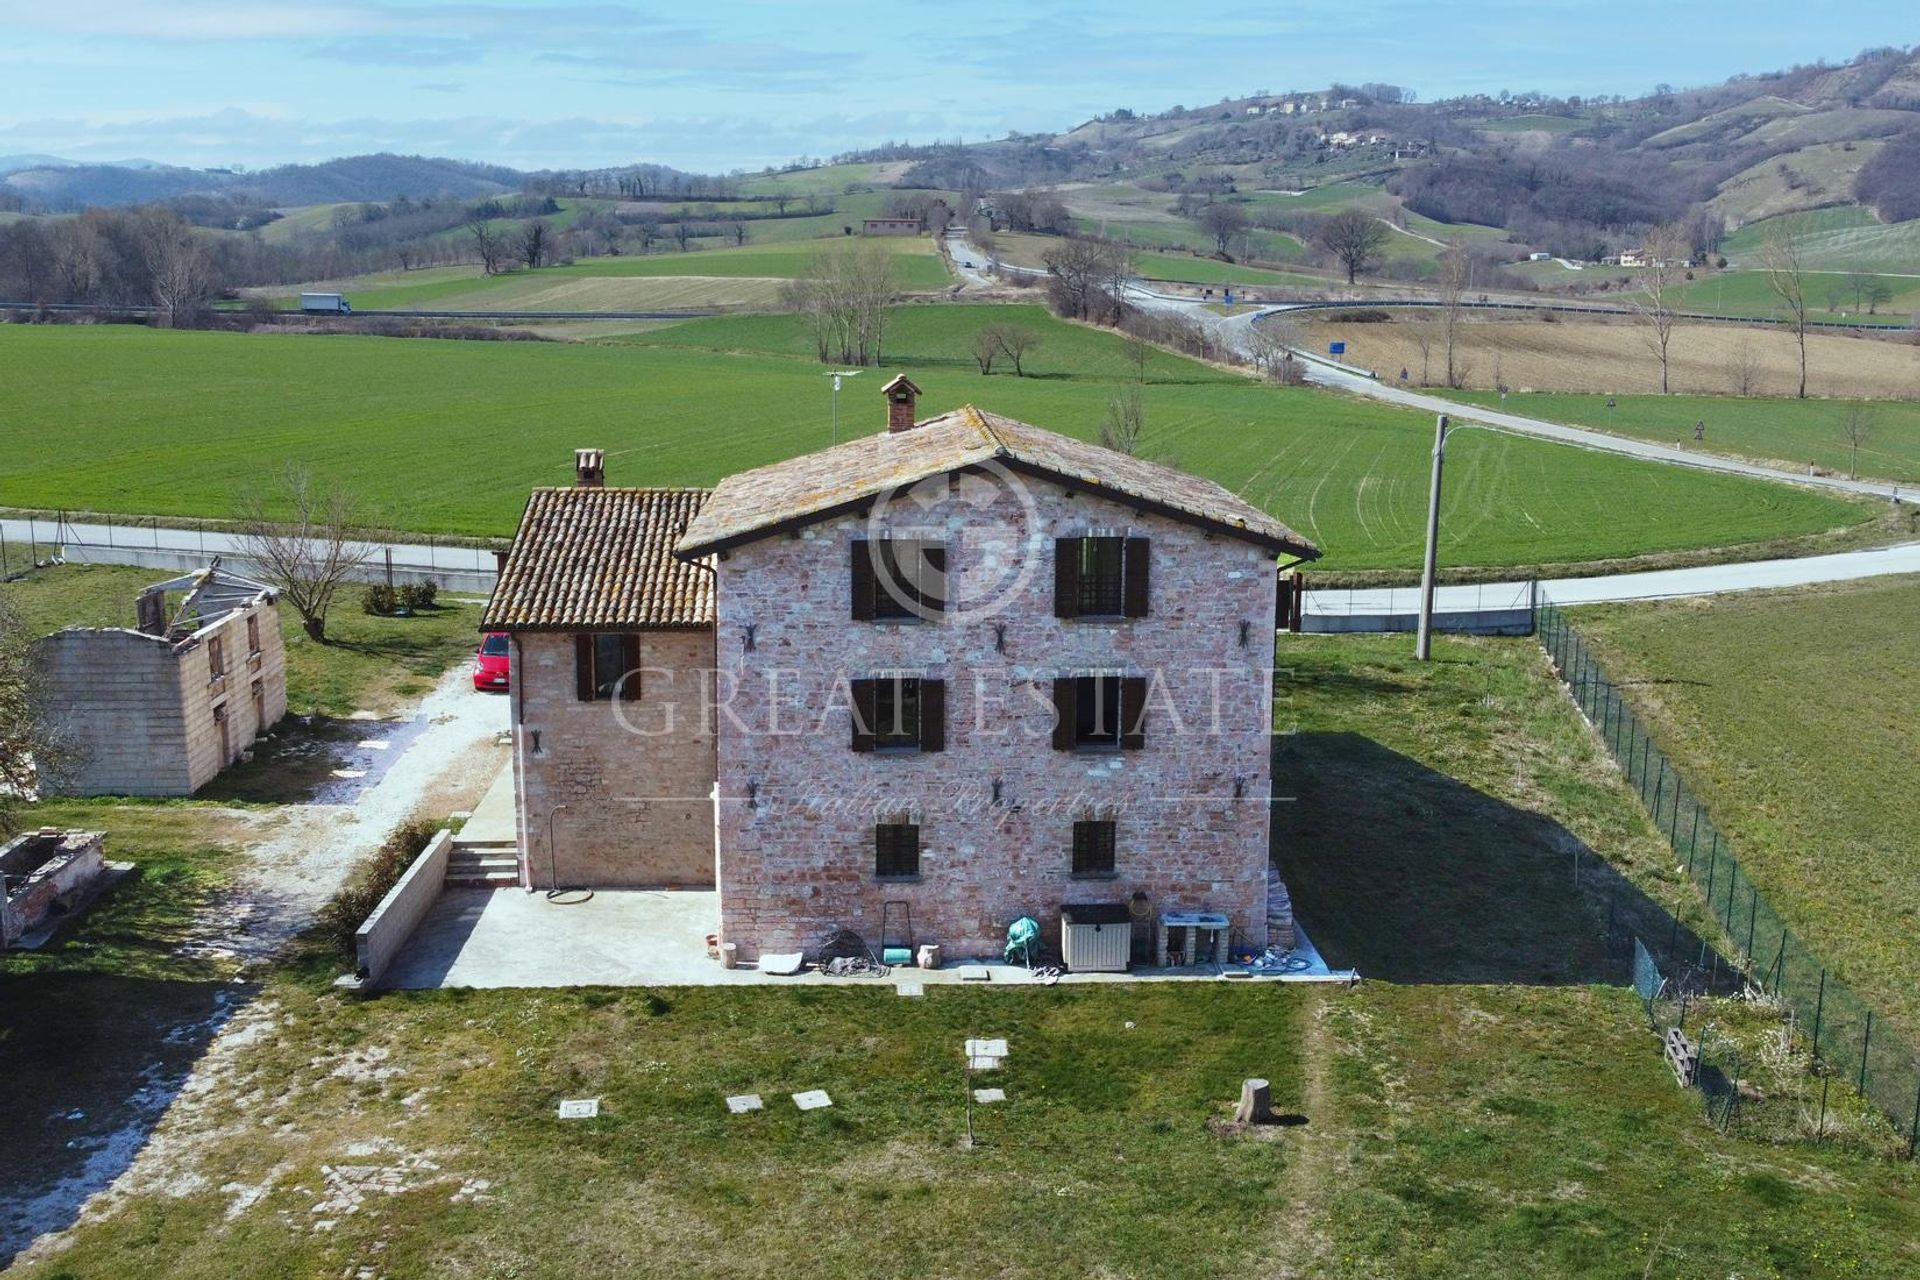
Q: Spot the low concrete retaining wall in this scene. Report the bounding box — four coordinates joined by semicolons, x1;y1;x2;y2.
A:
64;544;495;595
354;829;453;988
1300;607;1535;636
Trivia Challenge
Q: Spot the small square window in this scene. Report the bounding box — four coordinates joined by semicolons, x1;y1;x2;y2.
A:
1073;820;1116;877
1076;537;1125;616
876;823;920;879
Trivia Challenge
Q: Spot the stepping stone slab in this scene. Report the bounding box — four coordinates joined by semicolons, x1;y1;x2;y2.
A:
965;1039;1009;1058
792;1090;833;1111
557;1099;599;1119
968;1056;1003;1071
725;1094;763;1114
958;965;991;982
760;952;806;976
972;1088;1006;1104
896;983;924;998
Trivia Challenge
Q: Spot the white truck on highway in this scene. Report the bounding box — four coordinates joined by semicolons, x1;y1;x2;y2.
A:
299;292;352;314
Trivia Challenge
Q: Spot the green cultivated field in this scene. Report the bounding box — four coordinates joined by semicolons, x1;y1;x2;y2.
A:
1724;206;1920;275
0;312;1867;572
1671;268;1920;321
1579;578;1920;1042
1130;251;1320;288
1445;390;1920;484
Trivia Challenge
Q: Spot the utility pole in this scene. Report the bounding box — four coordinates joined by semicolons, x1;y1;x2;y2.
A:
825;369;862;445
1415;414;1449;662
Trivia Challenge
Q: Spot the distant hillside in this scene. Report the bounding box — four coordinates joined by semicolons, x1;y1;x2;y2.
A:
0;152;524;210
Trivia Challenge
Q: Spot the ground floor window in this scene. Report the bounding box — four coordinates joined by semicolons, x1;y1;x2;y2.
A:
1073;819;1116;877
875;822;920;880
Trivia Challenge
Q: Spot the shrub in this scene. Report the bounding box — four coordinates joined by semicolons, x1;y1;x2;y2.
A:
315;817;445;960
399;578;438;610
361;583;397;615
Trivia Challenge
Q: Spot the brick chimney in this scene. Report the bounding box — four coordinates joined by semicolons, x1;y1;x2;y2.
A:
574;447;605;487
882;375;922;434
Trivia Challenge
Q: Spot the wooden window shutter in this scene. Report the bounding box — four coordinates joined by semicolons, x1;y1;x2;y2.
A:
1122;537;1151;617
574;635;595;701
850;539;876;620
1051;677;1075;750
1053;537;1081;618
919;679;946;752
921;543;947;616
620;634;642;701
1120;676;1147;750
850;678;877;752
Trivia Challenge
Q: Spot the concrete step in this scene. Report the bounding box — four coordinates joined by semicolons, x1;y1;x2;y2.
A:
447;855;517;873
450;837;516;855
445;871;520;888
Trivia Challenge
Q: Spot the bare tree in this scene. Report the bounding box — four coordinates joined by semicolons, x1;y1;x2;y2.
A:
1866;280;1894;315
1409;315;1438;386
1725;338;1763;396
729;221;749;247
1318;209;1391;284
0;593;79;832
1245;316;1299;380
138;210;213;326
1042;237;1129;321
519;219;550;270
1099;385;1146;455
1197;201;1248;256
781;243;895;366
1839;403;1875;480
1762;221;1811;399
235;467;375;644
1630;224;1687;394
467;218;505;276
672;220;694;252
971;327;998;374
1436;242;1472;389
981;323;1040;376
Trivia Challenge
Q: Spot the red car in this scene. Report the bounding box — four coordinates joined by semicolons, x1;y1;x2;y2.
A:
473;632;511;691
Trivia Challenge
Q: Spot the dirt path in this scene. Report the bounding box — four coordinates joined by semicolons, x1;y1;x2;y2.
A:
1272;989;1344;1278
4;668;507;1267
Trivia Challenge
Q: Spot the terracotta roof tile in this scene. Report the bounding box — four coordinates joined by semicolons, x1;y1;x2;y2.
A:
675;405;1319;560
483;487;713;630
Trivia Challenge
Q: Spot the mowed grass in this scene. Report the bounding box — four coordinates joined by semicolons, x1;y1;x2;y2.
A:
1578;578;1920;1043
0;313;1868;573
1671;268;1920;324
1;562;482;716
1446;390;1920;483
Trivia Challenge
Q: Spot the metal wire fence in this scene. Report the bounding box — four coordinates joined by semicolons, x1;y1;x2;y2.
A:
1538;597;1920;1156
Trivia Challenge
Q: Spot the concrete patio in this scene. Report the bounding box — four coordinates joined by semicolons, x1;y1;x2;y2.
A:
380;887;1354;989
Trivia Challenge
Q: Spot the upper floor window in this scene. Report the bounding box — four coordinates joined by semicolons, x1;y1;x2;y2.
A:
851;675;946;753
246;614;261;656
1051;674;1146;750
207;635;226;680
575;632;641;701
851;537;947;620
1055;535;1149;619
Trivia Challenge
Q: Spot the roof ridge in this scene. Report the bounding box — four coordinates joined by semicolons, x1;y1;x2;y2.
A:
963;403;1008;453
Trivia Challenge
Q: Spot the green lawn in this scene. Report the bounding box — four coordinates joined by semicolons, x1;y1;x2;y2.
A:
1;563;482;716
0;314;1870;573
1670;269;1920;323
1577;578;1920;1045
1130;251;1321;288
1443;390;1920;484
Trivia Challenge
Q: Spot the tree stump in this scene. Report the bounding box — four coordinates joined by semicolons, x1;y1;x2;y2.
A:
1234;1078;1275;1125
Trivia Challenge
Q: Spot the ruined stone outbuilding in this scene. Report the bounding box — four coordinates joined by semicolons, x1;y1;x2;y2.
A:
33;565;287;796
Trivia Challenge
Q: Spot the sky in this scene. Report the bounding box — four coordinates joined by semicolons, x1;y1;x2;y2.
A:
0;0;1912;174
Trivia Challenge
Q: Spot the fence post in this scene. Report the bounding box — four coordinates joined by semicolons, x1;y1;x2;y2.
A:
1650;759;1665;826
1745;884;1757;967
1687;809;1701;870
1703;834;1718;911
1812;969;1827;1061
1859;1012;1873;1096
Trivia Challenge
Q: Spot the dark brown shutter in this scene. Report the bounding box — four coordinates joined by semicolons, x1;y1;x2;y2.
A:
850;678;876;752
575;634;595;701
850;539;875;620
921;543;947;616
1052;677;1075;750
1054;537;1081;618
1122;537;1150;617
1275;570;1291;632
1120;676;1147;750
920;678;945;752
620;634;643;701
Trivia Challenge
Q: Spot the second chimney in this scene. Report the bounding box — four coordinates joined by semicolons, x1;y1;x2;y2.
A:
574;447;605;487
882;374;922;434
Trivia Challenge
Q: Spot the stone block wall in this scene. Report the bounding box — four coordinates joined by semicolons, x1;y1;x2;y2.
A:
711;474;1278;961
511;628;718;888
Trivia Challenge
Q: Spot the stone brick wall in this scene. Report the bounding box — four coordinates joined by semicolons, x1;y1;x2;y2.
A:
511;628;718;888
34;598;287;797
711;472;1278;962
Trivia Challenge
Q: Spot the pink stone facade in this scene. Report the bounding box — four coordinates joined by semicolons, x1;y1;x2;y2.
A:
710;478;1277;961
510;628;718;889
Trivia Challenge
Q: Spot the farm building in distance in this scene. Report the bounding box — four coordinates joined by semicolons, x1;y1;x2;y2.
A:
33;564;287;797
860;216;922;235
484;379;1320;964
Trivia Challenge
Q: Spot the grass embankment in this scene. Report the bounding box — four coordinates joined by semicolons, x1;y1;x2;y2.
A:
1;563;480;716
0;312;1868;573
1446;390;1920;484
1302;312;1920;398
1577;578;1920;1044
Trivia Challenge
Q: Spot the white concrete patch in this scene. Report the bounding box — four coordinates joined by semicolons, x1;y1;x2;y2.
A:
791;1090;833;1111
557;1099;600;1120
965;1039;1009;1058
968;1057;1003;1071
958;965;991;982
725;1094;763;1114
972;1088;1006;1104
896;983;924;998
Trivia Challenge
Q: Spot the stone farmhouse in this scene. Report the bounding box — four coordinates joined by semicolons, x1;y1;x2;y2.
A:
34;565;286;796
483;379;1318;962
